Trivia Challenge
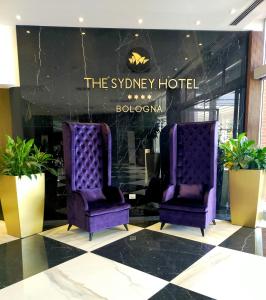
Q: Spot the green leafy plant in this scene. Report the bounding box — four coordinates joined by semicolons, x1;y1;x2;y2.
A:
220;132;266;170
0;136;57;178
249;147;266;170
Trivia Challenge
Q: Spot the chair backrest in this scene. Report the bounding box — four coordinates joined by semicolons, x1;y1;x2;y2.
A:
63;122;111;191
161;121;218;189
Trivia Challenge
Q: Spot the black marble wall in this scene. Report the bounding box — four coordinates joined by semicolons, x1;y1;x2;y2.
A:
10;26;249;220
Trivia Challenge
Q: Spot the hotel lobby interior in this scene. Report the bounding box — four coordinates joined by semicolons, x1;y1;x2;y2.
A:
1;0;266;299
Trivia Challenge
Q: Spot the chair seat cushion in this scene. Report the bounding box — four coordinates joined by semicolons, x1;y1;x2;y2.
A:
160;198;207;213
86;201;130;217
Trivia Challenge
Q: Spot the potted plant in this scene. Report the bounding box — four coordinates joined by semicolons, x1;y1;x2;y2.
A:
220;133;266;227
0;136;56;238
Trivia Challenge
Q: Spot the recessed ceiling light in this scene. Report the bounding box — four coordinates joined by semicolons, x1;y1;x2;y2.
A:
134;33;139;37
16;15;21;20
26;30;31;34
230;8;236;15
185;57;188;61
81;32;86;35
78;17;84;23
198;43;203;46
186;34;190;38
138;18;143;24
196;20;201;26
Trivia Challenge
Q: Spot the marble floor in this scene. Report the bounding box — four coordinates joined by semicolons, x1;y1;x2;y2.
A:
0;221;18;245
1;219;266;299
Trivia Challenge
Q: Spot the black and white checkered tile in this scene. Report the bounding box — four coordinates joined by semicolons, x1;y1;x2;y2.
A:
0;219;266;300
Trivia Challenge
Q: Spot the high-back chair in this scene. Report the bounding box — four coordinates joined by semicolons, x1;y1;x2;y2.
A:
63;122;130;240
159;121;218;236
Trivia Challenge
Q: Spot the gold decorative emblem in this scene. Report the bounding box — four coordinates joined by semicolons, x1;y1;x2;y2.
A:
128;52;149;65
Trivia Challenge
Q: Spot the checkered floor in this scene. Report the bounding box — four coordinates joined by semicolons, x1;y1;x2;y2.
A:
0;219;266;299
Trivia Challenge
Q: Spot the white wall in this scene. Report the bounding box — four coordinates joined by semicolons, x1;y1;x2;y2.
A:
0;25;20;88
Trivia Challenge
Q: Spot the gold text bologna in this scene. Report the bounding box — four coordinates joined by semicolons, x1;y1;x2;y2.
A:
116;105;162;113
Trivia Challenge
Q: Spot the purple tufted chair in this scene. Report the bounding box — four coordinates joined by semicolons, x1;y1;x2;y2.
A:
63;122;130;240
159;121;218;236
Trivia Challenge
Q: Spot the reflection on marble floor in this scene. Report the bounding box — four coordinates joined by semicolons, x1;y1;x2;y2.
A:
219;227;265;256
0;253;168;300
1;218;266;299
147;220;241;246
40;224;143;252
0;234;85;289
172;246;266;300
129;218;159;228
263;228;266;256
92;229;214;281
0;221;18;245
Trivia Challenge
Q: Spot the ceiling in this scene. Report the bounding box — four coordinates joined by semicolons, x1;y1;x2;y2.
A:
0;0;265;31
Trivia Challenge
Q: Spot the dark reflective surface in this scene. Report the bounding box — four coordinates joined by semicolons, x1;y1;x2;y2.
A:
150;283;214;300
9;26;249;221
220;227;266;256
0;235;85;289
93;229;214;281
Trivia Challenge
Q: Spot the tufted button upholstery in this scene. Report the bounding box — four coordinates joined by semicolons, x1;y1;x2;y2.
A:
176;123;212;186
63;122;111;191
72;124;104;190
161;122;215;188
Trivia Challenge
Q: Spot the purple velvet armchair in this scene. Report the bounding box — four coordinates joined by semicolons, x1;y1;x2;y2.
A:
159;121;218;236
63;122;130;240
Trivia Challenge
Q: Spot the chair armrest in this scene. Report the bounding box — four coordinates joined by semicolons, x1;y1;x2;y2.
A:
103;186;125;204
162;184;175;202
73;190;104;211
68;191;90;212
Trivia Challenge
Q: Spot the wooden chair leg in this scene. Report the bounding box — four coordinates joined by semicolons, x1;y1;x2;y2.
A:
124;224;129;231
67;224;72;231
160;222;165;230
200;228;205;237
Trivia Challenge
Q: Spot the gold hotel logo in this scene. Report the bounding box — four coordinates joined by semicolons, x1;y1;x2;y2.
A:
127;47;151;73
128;52;149;65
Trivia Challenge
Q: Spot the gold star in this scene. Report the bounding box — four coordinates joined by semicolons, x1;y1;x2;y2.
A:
141;95;145;100
128;94;132;100
147;94;152;100
134;94;139;100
